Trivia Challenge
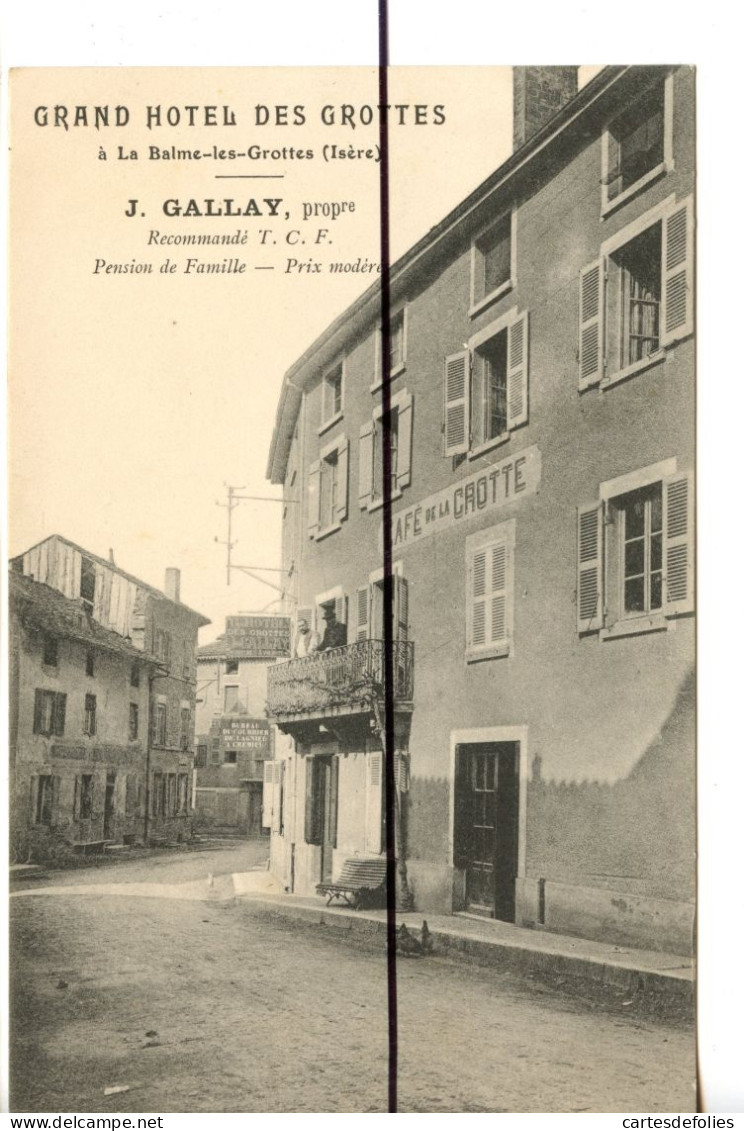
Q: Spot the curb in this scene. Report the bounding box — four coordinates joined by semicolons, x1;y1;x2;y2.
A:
235;891;694;1020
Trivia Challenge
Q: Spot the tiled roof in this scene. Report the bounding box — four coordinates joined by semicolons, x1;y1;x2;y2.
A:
9;571;161;664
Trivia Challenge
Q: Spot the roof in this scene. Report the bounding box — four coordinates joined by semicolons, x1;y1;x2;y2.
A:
11;534;211;627
9;571;162;665
266;65;665;483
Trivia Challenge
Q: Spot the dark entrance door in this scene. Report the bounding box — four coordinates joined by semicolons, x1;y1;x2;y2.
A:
454;743;519;921
103;772;116;840
306;755;339;884
247;783;266;837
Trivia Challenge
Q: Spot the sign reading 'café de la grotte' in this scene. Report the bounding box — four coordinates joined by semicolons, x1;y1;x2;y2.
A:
384;444;542;551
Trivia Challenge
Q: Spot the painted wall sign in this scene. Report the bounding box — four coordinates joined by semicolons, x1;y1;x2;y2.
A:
218;717;271;752
223;615;291;659
384;445;541;551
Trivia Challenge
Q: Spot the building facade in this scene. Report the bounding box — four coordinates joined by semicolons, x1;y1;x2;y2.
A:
194;616;289;836
263;66;695;954
10;536;210;857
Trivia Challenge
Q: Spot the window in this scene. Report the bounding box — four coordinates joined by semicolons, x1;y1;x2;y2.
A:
224;685;239;713
80;557;96;609
465;520;515;661
359;391;413;510
602;79;671;213
33;690;66;737
84;693;97;736
151;772;165;817
125;774;139;816
321;361;344;429
35;776;55;825
195;744;208;768
372;307;407;389
130;664;140;688
154;702;167;745
444;311;528;458
182;643;193;678
307;435;349;539
303;756;337;846
579;196;693;390
154;629;171;664
43;636;58;667
577;463;694;637
180;706;191;751
224;750;238;765
225;659;239;675
471;211;514;313
86;651;95;677
177;773;189;813
75;774;94;820
129;702;139;740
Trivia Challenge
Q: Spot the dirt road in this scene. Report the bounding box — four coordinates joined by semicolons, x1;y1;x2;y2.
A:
10;842;696;1113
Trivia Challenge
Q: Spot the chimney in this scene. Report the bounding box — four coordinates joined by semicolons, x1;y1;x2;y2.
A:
164;567;181;603
108;548;116;565
513;66;579;150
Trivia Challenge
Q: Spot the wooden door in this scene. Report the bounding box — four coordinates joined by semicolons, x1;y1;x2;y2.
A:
454;743;519;921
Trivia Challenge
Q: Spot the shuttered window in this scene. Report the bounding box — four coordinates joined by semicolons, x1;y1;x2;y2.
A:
33;690;66;737
360;390;414;509
465;522;514;661
365;752;383;854
579;195;693;389
445;311;529;459
578;468;694;636
309;435;349;537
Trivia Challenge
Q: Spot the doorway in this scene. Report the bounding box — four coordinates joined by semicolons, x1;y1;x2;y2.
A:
306;755;339;884
453;742;519;921
103;772;116;841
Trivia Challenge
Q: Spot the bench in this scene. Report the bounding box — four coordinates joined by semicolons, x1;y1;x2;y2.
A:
316;856;388;909
71;840;112;855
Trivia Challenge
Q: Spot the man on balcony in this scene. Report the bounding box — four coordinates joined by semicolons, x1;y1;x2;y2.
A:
318;606;347;651
294;617;320;658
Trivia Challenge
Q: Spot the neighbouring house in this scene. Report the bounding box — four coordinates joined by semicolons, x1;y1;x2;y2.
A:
10;536;210;857
194;615;290;836
262;66;695;954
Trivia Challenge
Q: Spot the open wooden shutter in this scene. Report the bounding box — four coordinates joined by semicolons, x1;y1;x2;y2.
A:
365;752;383;854
358;421;374;509
262;761;275;829
396;393;413;488
53;693;67;737
663;472;694;616
452;748;471;868
304;757;321;845
394;575;409;645
506;311;529;429
329;757;339;849
33;690;43;735
661;197;694;346
307;461;320;538
579;259;604;389
336;437;349;521
577;501;604;633
468;547;489;651
444;350;470;456
271;762;284;833
357;586;370;640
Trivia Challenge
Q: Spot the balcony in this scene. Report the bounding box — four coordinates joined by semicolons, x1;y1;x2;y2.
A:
267;639;414;739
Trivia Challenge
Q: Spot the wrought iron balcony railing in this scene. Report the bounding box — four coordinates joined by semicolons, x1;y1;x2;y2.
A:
266;639;414;718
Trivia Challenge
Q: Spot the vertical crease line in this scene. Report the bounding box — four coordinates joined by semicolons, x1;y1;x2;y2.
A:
377;0;398;1115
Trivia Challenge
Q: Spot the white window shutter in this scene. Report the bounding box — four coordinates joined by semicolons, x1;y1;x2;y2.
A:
506;311;529;429
396;393;414;488
395;575;409;644
577;502;605;633
663;473;694;616
489;543;509;648
661;197;694;347
444;350;470;456
336;437;349;521
357;586;370;640
358;421;374;509
262;761;275;829
579;260;604;389
467;547;488;650
271;762;284;833
365;752;383;854
307;461;320;539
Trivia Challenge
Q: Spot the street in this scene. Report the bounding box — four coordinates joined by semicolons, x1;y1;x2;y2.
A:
10;842;696;1114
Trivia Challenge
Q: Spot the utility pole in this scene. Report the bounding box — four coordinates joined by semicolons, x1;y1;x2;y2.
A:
215;483;295;591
